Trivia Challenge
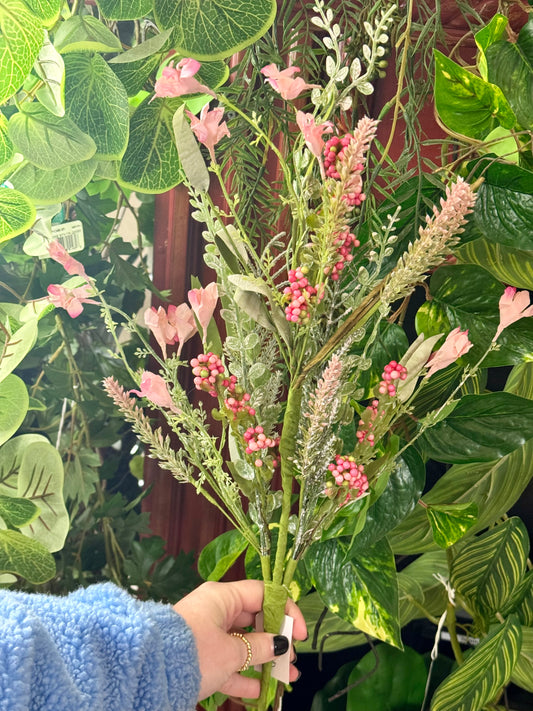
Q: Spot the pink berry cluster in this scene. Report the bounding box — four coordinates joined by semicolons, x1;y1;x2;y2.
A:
283;267;322;324
378;360;408;397
191;354;254;418
324;228;361;280
324;134;366;207
243;426;280;468
327;455;369;498
356;399;380;446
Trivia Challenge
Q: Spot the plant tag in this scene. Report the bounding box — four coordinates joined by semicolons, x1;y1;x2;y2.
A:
51;220;85;253
254;612;294;684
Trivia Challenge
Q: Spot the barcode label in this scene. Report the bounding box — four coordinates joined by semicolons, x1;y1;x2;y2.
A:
51;220;84;253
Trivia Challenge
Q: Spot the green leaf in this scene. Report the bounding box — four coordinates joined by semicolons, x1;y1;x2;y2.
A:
54;15;123;54
153;0;277;60
108;29;172;96
64;52;129;160
0;493;39;527
307;537;402;648
511;625;533;692
0;436;68;552
0;315;38;382
0;110;13;165
418;264;533;367
10;157;97;204
450;517;529;621
311;661;357;711
398;551;448;624
119;97;183;192
430;616;522;711
96;0;152;21
34;32;65;117
419;392;533;464
197;529;248;581
456;238;533;290
486;16;533;130
426;502;478;548
0;375;27;446
110;29;173;64
0;0;43;103
0;528;55;583
473;161;533;250
474;13;508;81
173;104;209;191
434;49;517;140
0;187;35;242
347;644;427;711
23;0;60;27
297;591;367;654
9;103;96;170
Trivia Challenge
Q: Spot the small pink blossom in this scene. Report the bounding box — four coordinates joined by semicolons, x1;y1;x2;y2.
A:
145;303;197;358
494;286;533;341
129;371;178;412
153;58;215;99
48;240;87;279
168;303;197;354
260;64;319;101
426;328;473;378
188;282;218;344
296;111;333;178
185;105;230;162
47;283;97;318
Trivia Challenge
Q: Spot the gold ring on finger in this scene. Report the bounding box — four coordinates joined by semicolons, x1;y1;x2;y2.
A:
230;632;253;672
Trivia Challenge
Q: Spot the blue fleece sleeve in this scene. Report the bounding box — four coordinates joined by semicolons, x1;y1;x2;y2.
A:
0;583;200;711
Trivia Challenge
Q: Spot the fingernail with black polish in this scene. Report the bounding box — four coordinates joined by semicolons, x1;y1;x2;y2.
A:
274;635;289;656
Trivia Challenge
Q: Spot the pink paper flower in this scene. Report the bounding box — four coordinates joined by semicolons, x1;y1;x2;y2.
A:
260;64;319;101
296;111;333;178
129;371;178;412
153;58;216;99
188;282;219;343
48;240;87;279
494;286;533;341
426;327;473;378
47;283;97;318
186;105;230;162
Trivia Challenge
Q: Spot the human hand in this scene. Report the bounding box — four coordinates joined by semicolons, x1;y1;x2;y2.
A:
173;580;307;700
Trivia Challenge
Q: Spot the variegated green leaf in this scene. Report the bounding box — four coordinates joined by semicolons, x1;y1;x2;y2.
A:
0;494;39;528
456;238;533;291
23;0;60;27
10;157;97;204
430;616;522;711
426;502;478;548
0;529;55;583
54;15;122;54
0;0;43;103
307;537;402;648
0;187;35;242
96;0;152;21
511;625;533;692
450;517;529;621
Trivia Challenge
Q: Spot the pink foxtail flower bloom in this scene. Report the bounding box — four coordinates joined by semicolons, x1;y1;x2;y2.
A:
188;282;219;345
494;286;533;341
260;64;319;100
185;105;230;163
47;283;97;318
296;111;333;179
426;328;473;378
48;240;87;279
129;371;179;413
153;58;216;99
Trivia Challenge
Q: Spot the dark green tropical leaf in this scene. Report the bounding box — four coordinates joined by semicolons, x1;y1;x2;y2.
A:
64;53;129;160
197;528;248;581
9;103;96;170
119;97;183;192
311;661;357;711
430;616;522;711
0;528;55;583
511;625;533;693
307;537;402;648
96;0;152;20
0;493;39;528
347;644;427;711
456;238;533;290
451;517;529;622
10;158;97;204
54;15;123;54
426;502;478;548
434;49;517;140
486;15;533;130
0;0;43;103
153;0;277;60
0;187;35;242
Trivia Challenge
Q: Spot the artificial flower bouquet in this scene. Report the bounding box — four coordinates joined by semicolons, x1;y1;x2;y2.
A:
42;3;533;709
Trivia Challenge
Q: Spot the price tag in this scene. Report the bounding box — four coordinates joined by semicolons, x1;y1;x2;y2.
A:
51;220;85;253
